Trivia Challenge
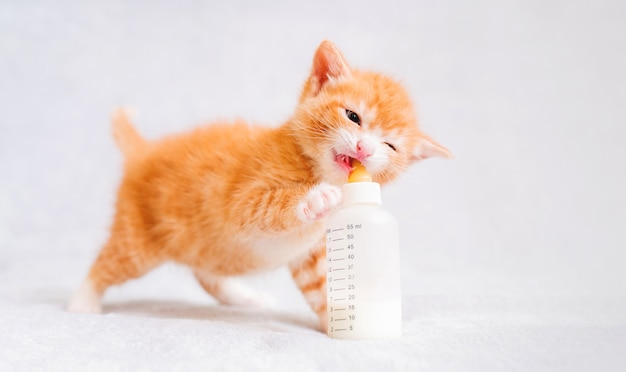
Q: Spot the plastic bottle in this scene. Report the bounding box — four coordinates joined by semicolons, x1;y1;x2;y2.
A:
325;160;402;339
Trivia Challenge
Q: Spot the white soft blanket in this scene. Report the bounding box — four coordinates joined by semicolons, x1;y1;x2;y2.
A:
1;233;625;371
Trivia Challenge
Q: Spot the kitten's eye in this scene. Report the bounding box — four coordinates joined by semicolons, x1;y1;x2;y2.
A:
345;109;361;126
385;142;397;152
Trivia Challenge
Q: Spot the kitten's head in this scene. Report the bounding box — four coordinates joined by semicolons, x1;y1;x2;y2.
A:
291;41;452;185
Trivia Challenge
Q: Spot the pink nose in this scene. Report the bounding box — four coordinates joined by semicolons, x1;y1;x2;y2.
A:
356;141;373;159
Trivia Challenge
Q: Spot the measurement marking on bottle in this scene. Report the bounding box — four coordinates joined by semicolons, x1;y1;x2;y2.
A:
333;287;346;291
334;318;346;321
334;328;346;332
332;258;345;261
332;248;345;252
333;277;346;281
332;268;345;271
331;228;345;232
332;238;344;242
334;298;346;301
333;307;346;311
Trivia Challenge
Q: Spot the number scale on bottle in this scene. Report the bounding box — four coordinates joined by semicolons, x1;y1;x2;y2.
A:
325;223;362;334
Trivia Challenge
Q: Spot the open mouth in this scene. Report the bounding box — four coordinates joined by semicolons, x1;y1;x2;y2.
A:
334;153;356;173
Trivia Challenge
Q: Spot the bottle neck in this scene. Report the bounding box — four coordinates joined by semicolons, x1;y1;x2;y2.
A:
341;182;382;205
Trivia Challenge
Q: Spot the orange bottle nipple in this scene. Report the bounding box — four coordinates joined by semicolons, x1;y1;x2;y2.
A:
348;159;373;183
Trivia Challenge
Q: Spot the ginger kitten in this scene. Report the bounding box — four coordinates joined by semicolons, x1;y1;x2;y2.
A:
68;41;452;330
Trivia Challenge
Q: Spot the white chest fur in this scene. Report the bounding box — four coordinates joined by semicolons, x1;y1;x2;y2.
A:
247;224;325;269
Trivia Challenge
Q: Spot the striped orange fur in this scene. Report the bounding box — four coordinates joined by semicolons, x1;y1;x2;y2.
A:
67;41;451;331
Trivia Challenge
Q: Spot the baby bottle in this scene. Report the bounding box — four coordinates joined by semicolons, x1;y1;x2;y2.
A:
325;160;402;339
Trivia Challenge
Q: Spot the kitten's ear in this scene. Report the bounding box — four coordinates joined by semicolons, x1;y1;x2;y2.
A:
411;135;453;162
301;41;352;99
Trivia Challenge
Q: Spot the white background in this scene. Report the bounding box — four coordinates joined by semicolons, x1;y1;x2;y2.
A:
1;1;625;370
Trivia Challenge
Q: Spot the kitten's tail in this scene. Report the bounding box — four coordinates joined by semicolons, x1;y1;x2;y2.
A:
111;108;147;159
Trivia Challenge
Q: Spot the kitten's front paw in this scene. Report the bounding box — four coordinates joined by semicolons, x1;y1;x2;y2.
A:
297;183;342;222
318;309;329;333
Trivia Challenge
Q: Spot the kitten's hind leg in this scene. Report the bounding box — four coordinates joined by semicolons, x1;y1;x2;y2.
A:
194;271;274;308
67;277;102;313
67;239;160;313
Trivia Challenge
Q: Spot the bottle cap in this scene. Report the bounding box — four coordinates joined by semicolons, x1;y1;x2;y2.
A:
343;159;381;205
